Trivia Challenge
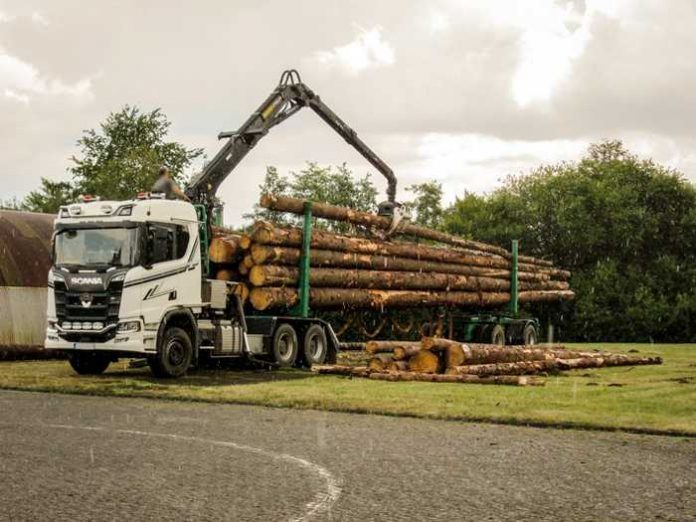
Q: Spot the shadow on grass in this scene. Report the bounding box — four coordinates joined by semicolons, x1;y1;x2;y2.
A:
98;364;317;388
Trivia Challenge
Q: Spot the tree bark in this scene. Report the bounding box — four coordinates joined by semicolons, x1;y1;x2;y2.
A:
338;342;366;351
368;371;540;386
365;340;421;354
208;235;242;264
311;365;369;377
250;244;552;281
251;221;563;275
250;264;520;291
249;287;574;311
259;194;554;267
446;360;559;376
556;355;662;369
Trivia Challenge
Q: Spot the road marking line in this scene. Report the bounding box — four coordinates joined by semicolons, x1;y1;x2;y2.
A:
41;423;342;521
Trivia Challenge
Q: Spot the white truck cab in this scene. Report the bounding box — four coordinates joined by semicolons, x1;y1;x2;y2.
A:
45;194;337;377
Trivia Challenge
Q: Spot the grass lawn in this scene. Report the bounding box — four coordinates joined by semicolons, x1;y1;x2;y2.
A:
0;343;694;436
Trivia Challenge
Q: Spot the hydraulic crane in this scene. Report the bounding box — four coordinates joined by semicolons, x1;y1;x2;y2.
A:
185;69;398;217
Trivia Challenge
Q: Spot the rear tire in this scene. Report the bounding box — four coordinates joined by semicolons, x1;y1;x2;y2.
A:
523;324;538;346
303;324;328;366
273;323;298;367
68;352;111;375
491;325;506;346
148;327;193;378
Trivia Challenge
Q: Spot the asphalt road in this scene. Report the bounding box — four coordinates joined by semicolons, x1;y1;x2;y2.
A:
0;391;693;521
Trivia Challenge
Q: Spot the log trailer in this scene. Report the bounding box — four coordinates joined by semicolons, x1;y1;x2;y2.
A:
44;69;538;378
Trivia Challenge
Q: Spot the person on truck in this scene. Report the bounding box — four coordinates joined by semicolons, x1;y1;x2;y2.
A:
152;166;190;201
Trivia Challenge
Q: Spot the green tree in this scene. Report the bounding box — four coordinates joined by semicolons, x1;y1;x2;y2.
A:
403;181;445;229
247;162;378;233
23;179;76;213
24;106;203;213
444;140;696;342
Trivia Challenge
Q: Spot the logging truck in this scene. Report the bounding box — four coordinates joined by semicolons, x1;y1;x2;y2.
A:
44;69;542;377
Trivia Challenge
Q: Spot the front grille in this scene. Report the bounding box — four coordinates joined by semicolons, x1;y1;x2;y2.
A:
55;280;123;341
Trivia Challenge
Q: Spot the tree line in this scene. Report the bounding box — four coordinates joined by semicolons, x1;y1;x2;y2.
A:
4;107;695;342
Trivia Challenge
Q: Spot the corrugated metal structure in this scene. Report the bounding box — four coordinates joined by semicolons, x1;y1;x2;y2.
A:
0;210;55;358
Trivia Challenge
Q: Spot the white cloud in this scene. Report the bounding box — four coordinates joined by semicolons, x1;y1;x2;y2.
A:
313;26;395;74
30;11;50;27
409;133;588;197
0;51;93;104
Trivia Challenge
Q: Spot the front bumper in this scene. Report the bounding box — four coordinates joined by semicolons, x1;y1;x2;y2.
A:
45;325;156;355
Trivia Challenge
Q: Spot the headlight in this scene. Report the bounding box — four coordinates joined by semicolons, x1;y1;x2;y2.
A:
48;271;65;284
92;322;104;330
118;321;141;333
62;322;72;330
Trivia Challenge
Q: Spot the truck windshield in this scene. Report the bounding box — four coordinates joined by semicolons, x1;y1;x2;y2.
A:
54;227;138;269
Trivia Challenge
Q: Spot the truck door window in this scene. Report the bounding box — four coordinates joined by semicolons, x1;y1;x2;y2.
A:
175;225;190;259
147;224;189;264
148;224;175;264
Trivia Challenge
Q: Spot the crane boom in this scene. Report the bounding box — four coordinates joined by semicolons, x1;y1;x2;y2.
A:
186;70;397;208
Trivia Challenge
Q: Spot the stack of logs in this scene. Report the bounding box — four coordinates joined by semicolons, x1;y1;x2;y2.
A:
312;338;663;386
208;194;575;312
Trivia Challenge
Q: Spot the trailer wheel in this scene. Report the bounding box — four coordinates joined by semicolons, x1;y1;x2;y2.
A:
303;324;328;366
68;352;111;375
491;325;506;346
148;327;193;378
523;324;538;346
273;323;298;367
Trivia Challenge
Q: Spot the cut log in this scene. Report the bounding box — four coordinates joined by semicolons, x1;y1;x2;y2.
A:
393;345;421;361
407;350;441;374
446;360;559;376
365;340;421;354
311;365;369;377
228;282;249;303
556;355;662;369
249;287;574;311
249;244;552;282
387;360;410;372
249;264;519;291
251;222;561;275
239;234;252;250
368;372;541;386
214;268;239;281
368;354;393;372
209;235;242;264
259;195;553;267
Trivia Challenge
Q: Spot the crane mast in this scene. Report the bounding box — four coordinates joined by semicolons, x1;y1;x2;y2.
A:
185;70;397;214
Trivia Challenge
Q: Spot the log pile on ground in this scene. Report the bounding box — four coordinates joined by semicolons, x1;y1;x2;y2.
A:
314;337;662;386
211;194;575;311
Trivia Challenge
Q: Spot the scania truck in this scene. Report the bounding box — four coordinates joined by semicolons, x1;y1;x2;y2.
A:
44;69;400;377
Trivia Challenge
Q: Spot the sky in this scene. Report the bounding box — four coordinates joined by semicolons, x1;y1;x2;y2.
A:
1;0;695;224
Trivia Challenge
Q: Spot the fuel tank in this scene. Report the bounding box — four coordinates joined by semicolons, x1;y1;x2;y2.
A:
0;210;55;358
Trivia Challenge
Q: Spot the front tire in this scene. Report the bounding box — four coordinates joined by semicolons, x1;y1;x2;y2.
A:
148;327;193;378
273;323;298;367
303;324;328;366
68;352;111;375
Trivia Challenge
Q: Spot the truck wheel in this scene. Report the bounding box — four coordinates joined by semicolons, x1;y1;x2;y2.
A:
68;352;111;375
491;325;506;346
273;323;298;367
303;324;328;366
148;327;193;378
523;324;538;346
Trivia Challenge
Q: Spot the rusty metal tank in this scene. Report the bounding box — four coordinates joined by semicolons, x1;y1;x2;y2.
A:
0;210;55;358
